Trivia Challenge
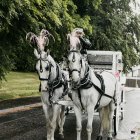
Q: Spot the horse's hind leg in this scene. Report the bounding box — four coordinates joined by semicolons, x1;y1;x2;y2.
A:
74;106;82;140
107;101;115;140
98;103;114;140
87;105;95;140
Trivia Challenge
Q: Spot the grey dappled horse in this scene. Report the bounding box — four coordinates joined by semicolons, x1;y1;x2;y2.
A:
26;30;68;140
67;33;117;140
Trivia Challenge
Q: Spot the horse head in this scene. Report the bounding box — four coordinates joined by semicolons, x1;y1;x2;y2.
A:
68;50;83;89
34;48;54;92
26;29;55;52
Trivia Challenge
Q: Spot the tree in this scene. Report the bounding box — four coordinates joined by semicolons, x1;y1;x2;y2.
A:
0;0;140;80
74;0;140;72
0;0;93;80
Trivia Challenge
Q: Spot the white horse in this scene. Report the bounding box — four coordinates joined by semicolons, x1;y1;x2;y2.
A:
34;49;68;140
26;30;67;140
67;35;117;140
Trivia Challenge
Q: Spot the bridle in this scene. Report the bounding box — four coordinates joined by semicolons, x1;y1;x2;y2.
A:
36;53;64;90
37;53;53;81
68;50;82;76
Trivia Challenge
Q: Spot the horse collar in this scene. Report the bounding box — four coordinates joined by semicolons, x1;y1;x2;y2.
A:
72;65;91;90
48;64;63;91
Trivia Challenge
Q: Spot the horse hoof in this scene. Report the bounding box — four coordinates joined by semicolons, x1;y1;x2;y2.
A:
96;136;103;140
107;137;112;140
58;134;64;140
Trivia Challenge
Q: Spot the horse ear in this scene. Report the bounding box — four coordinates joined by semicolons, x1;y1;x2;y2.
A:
34;49;40;59
67;34;71;40
46;49;50;55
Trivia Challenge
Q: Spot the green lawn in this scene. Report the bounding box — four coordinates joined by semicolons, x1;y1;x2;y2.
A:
0;72;40;101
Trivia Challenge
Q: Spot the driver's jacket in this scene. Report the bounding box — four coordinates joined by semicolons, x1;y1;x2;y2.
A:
79;37;92;54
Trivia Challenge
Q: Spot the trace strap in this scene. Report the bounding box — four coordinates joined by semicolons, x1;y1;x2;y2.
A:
92;81;116;110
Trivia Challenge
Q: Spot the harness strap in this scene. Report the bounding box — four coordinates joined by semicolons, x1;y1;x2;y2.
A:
78;88;85;110
39;77;49;81
95;73;105;92
92;82;116;110
49;65;70;103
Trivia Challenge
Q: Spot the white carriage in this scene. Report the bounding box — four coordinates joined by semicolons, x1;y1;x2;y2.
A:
87;50;126;136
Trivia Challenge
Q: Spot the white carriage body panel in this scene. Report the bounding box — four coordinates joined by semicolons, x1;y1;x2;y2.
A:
87;50;123;74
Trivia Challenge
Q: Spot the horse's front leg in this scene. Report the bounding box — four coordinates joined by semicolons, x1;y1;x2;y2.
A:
87;105;95;140
49;104;60;140
74;106;82;140
97;108;104;140
57;105;66;139
42;103;51;140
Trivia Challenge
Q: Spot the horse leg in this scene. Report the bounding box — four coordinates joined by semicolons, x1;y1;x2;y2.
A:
87;106;94;140
57;105;66;139
42;103;51;140
74;106;82;140
107;101;115;140
97;108;104;140
49;105;60;140
98;103;114;140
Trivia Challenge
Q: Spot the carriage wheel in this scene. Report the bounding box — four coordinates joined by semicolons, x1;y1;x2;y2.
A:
113;107;120;136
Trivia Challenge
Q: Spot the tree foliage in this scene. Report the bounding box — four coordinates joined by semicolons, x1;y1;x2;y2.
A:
74;0;140;71
0;0;140;80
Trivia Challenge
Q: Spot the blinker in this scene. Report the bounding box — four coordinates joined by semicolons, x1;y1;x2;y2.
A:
45;65;49;71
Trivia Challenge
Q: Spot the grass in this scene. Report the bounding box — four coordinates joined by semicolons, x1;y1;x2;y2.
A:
0;72;40;101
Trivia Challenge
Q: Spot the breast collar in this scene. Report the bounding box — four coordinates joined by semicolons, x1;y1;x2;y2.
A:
48;64;63;91
79;65;93;89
